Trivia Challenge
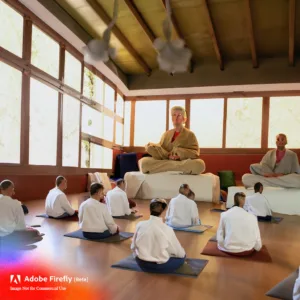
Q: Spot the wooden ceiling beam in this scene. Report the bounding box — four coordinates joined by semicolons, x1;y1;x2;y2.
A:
245;0;258;68
203;0;224;70
289;0;296;66
161;0;195;73
124;0;156;43
86;0;151;75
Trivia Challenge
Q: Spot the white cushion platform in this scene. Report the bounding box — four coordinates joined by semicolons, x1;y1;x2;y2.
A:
125;171;220;203
227;186;300;215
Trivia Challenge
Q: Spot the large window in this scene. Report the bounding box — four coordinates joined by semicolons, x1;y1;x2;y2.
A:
83;68;104;104
81;104;103;139
169;100;185;129
0;62;22;163
103;115;114;142
134;101;166;146
90;143;112;169
226;97;262;148
0;1;23;57
123;101;131;146
64;51;81;91
116;94;124;117
81;140;90;168
269;97;300;148
31;25;59;78
63;95;80;167
104;83;115;111
190;99;224;148
115;122;123;145
29;78;58;165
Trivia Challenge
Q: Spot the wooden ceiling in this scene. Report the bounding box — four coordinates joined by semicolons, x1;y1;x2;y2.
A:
51;0;298;76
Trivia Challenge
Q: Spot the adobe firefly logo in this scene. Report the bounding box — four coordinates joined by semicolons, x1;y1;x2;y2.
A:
10;275;21;284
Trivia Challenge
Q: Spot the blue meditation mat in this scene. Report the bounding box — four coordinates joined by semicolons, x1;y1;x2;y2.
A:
210;208;227;212
113;214;143;220
36;213;78;221
111;255;208;277
258;217;283;224
170;224;213;233
64;230;133;243
266;269;298;300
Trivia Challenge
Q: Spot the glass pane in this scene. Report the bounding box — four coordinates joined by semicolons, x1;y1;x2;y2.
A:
0;1;23;57
0;62;22;163
64;51;81;91
134;101;166;146
226;97;262;148
31;25;59;78
29;78;58;165
104;83;115;111
169;100;185;129
81;140;90;168
269;97;300;148
103;115;114;142
81;104;103;139
90;144;112;169
115;122;123;145
63;95;80;167
190;99;224;148
124;101;131;146
116;94;124;117
83;68;104;104
95;76;104;105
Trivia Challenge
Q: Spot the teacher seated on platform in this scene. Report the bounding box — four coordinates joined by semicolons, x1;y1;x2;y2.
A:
217;192;262;256
131;198;186;274
165;184;200;227
79;183;119;240
0;180;43;246
45;176;77;218
138;106;205;175
242;134;300;188
244;182;272;222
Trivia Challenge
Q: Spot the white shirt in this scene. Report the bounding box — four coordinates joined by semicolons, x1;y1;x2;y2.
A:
165;194;200;227
0;195;26;237
244;192;272;217
106;187;131;216
79;198;118;234
294;267;300;300
45;187;75;218
217;206;262;253
131;215;185;264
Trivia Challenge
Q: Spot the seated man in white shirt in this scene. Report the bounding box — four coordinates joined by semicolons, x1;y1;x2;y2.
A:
79;183;119;239
0;180;43;246
106;179;135;217
45;176;76;218
294;267;300;300
244;182;272;221
217;192;262;256
165;184;200;227
131;198;186;274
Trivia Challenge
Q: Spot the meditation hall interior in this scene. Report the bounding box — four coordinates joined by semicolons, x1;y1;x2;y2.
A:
1;0;300;299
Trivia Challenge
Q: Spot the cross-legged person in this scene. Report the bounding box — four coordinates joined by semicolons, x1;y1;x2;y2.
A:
131;198;186;274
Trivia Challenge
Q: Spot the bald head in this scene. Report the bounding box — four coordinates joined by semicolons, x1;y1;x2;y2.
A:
0;179;15;197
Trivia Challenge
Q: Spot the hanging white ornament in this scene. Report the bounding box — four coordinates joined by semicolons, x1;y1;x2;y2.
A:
83;0;118;64
153;0;192;74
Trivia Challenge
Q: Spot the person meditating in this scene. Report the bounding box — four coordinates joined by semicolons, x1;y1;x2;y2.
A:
45;176;77;218
139;106;205;175
131;198;186;274
165;184;200;227
79;183;119;239
106;179;136;217
217;192;262;256
0;180;43;247
242;134;300;188
244;182;272;222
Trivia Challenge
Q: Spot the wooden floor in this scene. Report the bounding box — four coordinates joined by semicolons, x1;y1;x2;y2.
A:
14;195;300;299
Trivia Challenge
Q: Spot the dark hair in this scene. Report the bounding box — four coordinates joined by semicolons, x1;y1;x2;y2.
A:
233;192;246;207
179;183;189;194
56;176;65;186
188;190;195;198
116;179;125;187
150;200;167;217
90;183;104;196
0;180;13;190
254;182;263;193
